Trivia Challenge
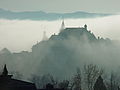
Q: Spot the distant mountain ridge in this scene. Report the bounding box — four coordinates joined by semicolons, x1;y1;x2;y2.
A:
0;8;111;20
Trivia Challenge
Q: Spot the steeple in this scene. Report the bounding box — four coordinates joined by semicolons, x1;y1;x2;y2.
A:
2;64;8;76
42;31;48;41
0;64;13;78
60;20;65;32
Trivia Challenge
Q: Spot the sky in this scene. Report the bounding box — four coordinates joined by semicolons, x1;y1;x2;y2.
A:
0;0;120;13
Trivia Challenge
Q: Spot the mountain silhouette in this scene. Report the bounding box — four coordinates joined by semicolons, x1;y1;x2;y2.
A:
0;8;111;20
0;48;11;55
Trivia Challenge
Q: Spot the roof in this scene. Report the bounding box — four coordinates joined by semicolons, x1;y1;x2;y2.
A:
6;79;35;86
38;89;64;90
65;27;85;30
0;78;36;90
0;65;37;90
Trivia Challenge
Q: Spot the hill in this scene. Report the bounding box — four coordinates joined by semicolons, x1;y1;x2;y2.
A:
0;8;111;20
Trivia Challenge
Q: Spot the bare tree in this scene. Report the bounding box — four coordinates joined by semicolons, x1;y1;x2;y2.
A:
73;68;82;90
69;79;75;90
58;80;69;90
49;74;58;87
110;72;114;90
29;74;41;89
69;68;82;90
84;64;103;90
30;74;57;89
110;71;119;90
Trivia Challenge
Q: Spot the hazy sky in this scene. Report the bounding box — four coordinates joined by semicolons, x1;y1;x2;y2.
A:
0;0;120;13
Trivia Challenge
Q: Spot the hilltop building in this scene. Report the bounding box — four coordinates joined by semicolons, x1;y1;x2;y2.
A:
60;20;88;32
0;65;36;90
49;20;96;41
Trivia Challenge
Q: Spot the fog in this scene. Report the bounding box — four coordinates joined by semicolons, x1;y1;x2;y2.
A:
0;15;120;52
1;15;120;86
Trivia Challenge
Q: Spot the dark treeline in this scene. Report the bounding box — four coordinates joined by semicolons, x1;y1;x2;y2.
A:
28;64;120;90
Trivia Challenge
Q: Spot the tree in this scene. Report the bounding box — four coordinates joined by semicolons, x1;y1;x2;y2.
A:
58;80;69;90
110;72;114;90
30;74;57;89
29;74;41;89
93;76;107;90
69;68;82;90
84;64;103;90
109;71;119;90
73;68;82;90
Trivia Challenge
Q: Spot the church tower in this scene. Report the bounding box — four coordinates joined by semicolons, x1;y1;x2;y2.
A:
0;64;13;78
2;64;8;76
60;20;65;32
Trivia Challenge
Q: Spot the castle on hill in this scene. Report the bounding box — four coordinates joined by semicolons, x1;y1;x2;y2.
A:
49;20;97;41
32;20;111;53
42;20;88;41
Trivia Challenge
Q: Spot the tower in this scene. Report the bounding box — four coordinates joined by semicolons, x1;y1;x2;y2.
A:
2;64;8;76
84;24;87;30
60;20;65;32
1;64;13;78
42;31;48;41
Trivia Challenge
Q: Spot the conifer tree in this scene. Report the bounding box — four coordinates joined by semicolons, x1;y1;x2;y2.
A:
94;76;107;90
